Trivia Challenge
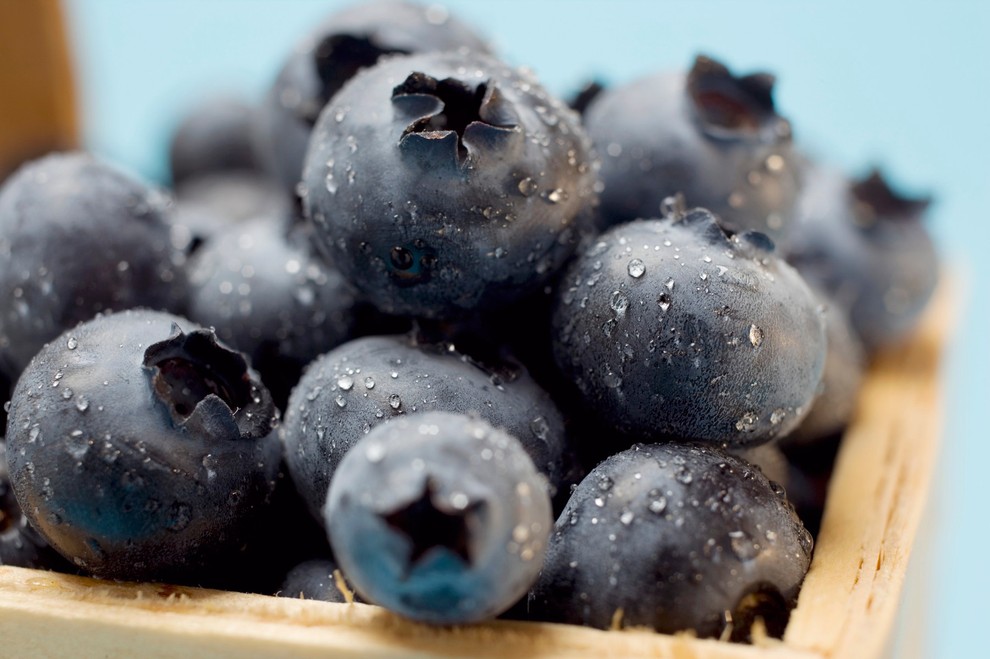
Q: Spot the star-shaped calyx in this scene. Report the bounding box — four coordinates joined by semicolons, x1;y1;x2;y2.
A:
851;168;932;226
143;323;275;440
392;71;519;167
687;54;788;140
383;476;483;569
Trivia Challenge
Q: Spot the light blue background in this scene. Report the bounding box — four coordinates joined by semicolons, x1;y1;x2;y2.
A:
64;1;989;655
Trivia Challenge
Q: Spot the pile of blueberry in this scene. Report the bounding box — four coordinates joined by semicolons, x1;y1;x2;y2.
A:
0;0;937;643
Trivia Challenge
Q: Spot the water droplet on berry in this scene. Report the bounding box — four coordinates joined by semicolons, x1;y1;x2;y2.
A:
749;324;764;347
627;258;645;278
736;412;759;432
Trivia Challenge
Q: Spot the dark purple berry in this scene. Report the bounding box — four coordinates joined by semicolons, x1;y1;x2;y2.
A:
528;442;812;640
325;411;552;624
4;309;280;581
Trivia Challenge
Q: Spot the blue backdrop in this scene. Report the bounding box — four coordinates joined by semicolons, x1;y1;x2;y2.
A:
64;1;989;654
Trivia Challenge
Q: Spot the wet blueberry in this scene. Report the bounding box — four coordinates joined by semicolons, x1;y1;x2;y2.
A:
528;442;812;640
254;0;492;194
584;55;800;245
168;172;291;252
785;164;938;351
281;334;567;522
1;440;66;569
784;290;866;445
0;152;187;380
4;309;281;581
278;557;357;603
301;50;599;318
169;95;259;187
552;203;826;447
325;411;552;624
186;218;358;409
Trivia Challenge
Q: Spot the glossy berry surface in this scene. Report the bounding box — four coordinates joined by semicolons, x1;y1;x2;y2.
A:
186;218;357;408
254;0;492;194
785;164;938;351
552;206;826;447
278;557;354;602
784;289;866;445
1;440;65;569
4;309;280;580
0;152;186;379
584;55;799;246
301;50;599;318
324;411;552;624
281;334;567;521
528;442;812;639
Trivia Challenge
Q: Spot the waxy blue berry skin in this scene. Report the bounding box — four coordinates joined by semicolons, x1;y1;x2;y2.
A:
551;206;826;447
4;309;280;581
785;164;938;351
324;411;552;624
585;55;800;246
169;95;259;187
0;153;187;380
254;0;493;195
1;440;67;569
528;442;812;639
281;334;567;522
186;218;358;408
301;50;599;318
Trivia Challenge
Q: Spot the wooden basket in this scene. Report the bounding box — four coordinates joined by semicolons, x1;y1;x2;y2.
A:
0;283;952;658
0;2;950;656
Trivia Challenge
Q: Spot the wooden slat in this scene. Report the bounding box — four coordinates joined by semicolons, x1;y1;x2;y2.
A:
784;280;953;657
0;0;78;178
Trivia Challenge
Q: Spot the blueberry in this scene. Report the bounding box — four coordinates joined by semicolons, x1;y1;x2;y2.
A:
784;290;866;445
0;152;187;380
168;95;259;187
1;440;67;569
168;172;291;251
282;334;567;522
4;309;280;580
584;55;799;245
527;442;812;640
785;164;938;351
301;50;599;318
324;411;552;624
278;557;357;603
552;203;826;447
186;218;358;408
253;0;493;194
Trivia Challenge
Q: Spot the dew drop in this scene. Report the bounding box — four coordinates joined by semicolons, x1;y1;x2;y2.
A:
748;324;764;347
530;416;549;440
736;412;759;432
364;376;375;390
517;177;538;197
335;395;347;408
337;375;354;391
729;530;760;561
658;294;672;312
770;408;787;425
619;510;635;526
66;336;78;350
609;290;629;316
388;394;402;410
649;496;667;515
627;258;645;278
